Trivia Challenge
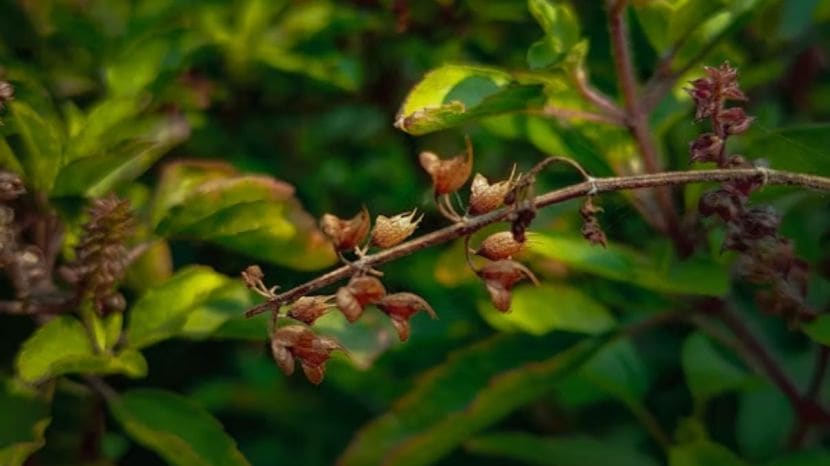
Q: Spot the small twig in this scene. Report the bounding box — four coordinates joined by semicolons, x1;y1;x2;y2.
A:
245;167;830;317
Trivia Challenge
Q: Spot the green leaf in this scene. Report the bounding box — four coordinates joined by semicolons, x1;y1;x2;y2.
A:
466;432;658;466
126;266;248;349
803;314;830;345
742;124;830;175
526;0;581;69
7;101;64;192
529;234;730;296
479;284;615;336
0;137;24;175
15;316;147;384
0;379;51;466
64;97;144;162
736;383;794;460
152;161;335;270
109;389;249;466
338;334;607;466
52;114;189;197
579;338;650;404
681;333;750;403
105;39;168;96
669;440;749;466
394;64;544;135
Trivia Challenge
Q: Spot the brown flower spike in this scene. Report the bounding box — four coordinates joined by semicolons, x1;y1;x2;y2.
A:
469;170;515;215
320;206;371;252
419;136;474;196
335;275;386;322
271;325;342;385
376;292;437;341
477;260;539;312
371;209;423;248
475;231;525;260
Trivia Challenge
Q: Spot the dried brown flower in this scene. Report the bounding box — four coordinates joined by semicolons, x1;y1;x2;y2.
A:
475;231;524;260
371;209;423;248
419;137;473;195
0;172;25;201
320;207;371;252
580;198;607;248
288;295;336;325
376;292;437;341
469;171;514;215
271;325;342;385
69;195;133;315
477;260;539;312
335;275;386;322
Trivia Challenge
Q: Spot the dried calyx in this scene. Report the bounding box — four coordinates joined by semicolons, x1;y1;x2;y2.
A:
689;62;812;324
477;260;539;312
271;325;343;385
320;206;370;253
371;209;423;248
420;137;474;221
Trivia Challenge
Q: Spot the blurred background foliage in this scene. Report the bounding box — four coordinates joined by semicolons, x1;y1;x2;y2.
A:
1;0;830;465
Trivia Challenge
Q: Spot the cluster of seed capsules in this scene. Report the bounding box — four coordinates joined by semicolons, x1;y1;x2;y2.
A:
244;139;543;384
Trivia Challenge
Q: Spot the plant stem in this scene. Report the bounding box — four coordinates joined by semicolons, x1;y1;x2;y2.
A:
606;0;689;253
245;167;830;317
712;305;830;429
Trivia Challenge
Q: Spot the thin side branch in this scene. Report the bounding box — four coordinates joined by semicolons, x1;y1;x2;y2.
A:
245;167;830;317
606;0;687;251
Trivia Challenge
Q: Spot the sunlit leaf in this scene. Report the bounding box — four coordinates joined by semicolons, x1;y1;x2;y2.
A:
152;161;335;270
52;113;189;197
395;64;544;135
109;389;249;466
15;316;147;384
466;431;658;466
479;284;615;336
339;334;607;466
126;266;250;349
526;0;582;70
7;101;64;192
0;379;51;466
529;234;730;295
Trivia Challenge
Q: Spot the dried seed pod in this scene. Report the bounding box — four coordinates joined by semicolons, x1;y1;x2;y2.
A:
288;295;336;325
271;325;342;384
320;207;371;251
376;292;437;342
475;231;524;260
335;275;386;322
477;260;539;312
469;172;514;215
371;209;423;248
419;137;473;195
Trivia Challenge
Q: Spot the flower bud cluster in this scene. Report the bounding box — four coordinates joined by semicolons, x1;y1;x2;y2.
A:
690;63;812;324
